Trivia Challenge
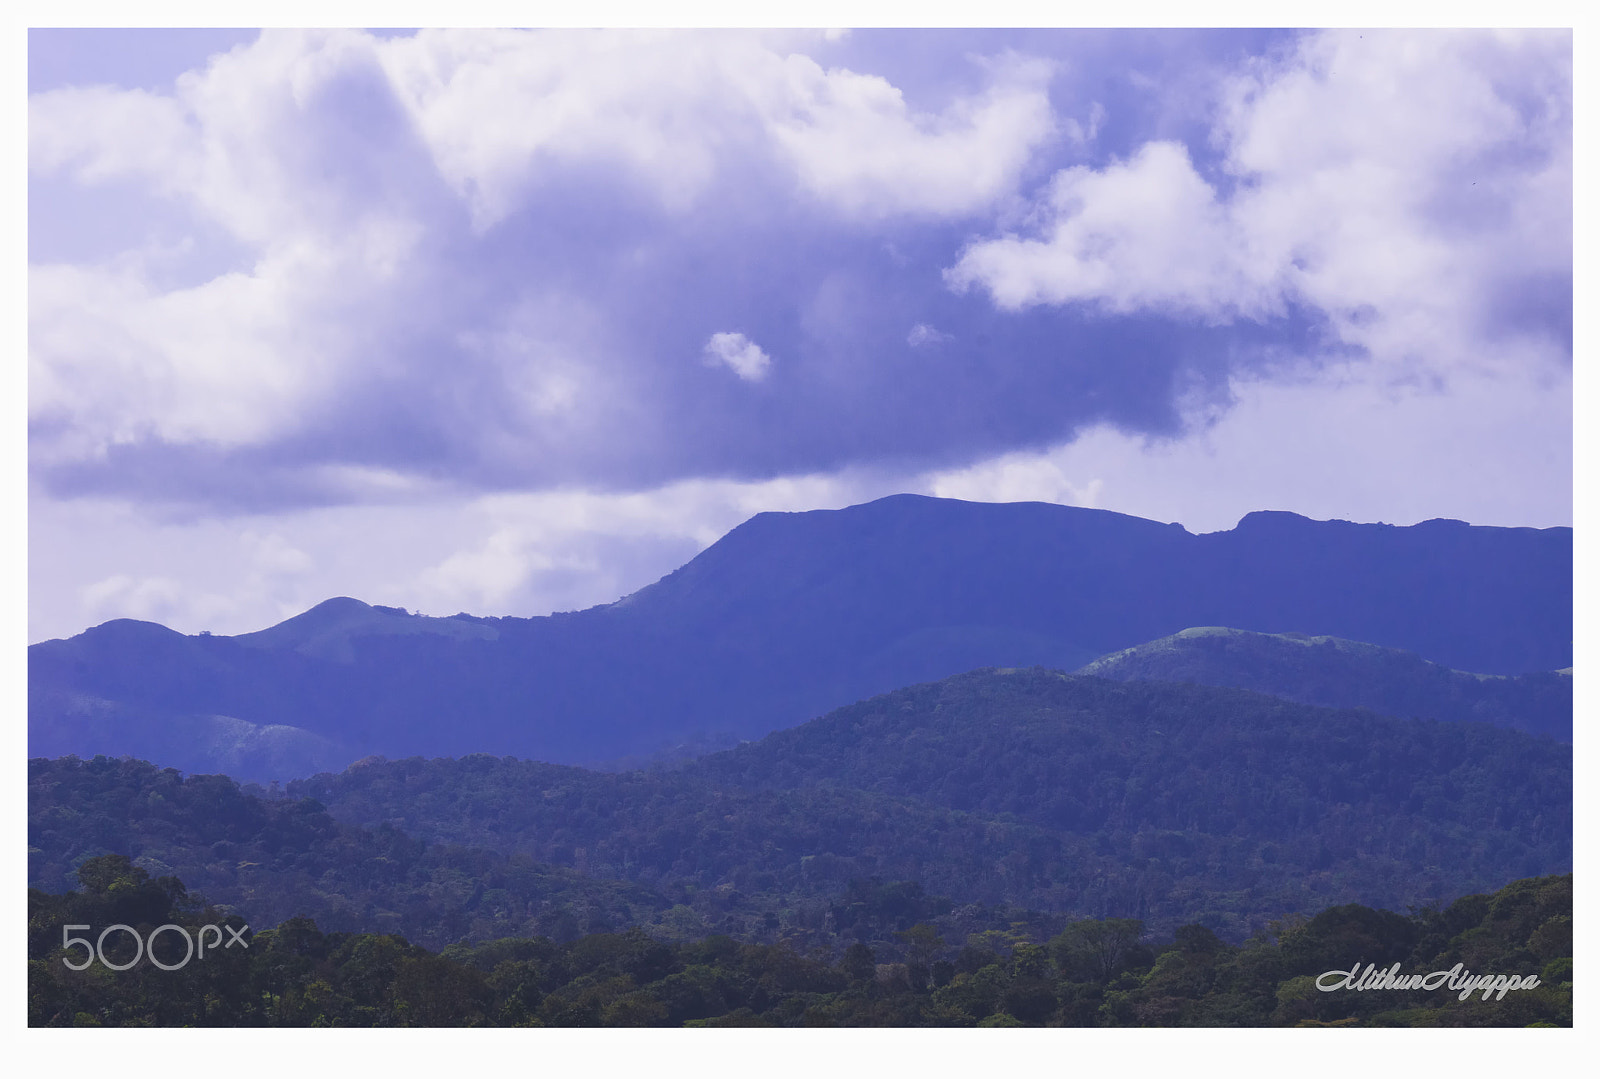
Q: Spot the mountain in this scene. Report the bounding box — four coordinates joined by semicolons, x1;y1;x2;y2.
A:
31;669;1571;944
232;596;501;661
288;669;1570;940
29;494;1572;774
1074;627;1572;742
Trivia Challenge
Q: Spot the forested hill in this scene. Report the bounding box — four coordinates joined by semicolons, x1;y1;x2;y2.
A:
286;670;1569;940
30;670;1571;947
29;495;1573;774
681;668;1570;849
1075;627;1572;742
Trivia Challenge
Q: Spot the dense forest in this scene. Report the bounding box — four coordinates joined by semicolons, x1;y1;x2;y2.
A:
29;856;1571;1027
294;670;1570;939
30;671;1569;947
30;755;1082;954
29;664;1570;1027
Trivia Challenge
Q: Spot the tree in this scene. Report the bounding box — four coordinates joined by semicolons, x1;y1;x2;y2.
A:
1050;918;1148;984
896;923;944;967
76;855;147;895
841;942;876;984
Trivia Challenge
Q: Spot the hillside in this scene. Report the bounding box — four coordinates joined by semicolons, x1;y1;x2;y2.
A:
30;668;1571;945
26;756;671;949
292;670;1570;939
1075;627;1571;741
29;494;1573;775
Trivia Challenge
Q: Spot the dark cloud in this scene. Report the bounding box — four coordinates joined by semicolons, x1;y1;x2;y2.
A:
32;183;1339;509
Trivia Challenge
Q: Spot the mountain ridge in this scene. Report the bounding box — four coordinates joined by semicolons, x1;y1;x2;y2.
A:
29;494;1572;775
1073;626;1571;742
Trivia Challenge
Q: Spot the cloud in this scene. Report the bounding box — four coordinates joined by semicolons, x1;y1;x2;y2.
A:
703;332;773;382
946;140;1267;319
765;51;1057;218
370;30;1055;227
67;527;317;637
924;453;1103;508
28;29;1081;510
26;28;1569;554
29;84;198;188
948;29;1572;381
906;323;951;347
29;259;339;458
80;573;188;625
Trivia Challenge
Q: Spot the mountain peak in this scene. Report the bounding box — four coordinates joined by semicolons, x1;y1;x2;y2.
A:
1232;509;1320;530
233;596;497;663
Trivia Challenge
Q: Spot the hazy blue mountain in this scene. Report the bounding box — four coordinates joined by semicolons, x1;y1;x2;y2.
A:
29;494;1572;774
232;596;501;661
26;686;352;785
1075;627;1572;742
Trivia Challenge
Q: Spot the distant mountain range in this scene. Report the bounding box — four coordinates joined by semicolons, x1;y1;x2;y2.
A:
29;495;1572;778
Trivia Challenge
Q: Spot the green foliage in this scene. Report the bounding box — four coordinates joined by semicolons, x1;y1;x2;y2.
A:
1049;918;1151;984
287;669;1569;939
28;869;1571;1027
29;667;1571;1014
29;756;670;951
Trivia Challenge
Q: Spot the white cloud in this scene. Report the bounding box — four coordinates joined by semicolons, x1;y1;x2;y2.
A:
31;31;430;250
28;259;334;458
370;30;1055;227
29;84;199;190
32;30;1059;237
242;531;314;577
946;140;1272;320
764;52;1056;218
28;31;446;465
948;29;1572;380
924;453;1103;508
907;323;952;347
71;529;314;636
703;332;773;382
376;30;746;227
80;573;188;625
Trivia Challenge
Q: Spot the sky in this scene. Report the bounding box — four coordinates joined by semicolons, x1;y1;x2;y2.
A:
25;26;1574;644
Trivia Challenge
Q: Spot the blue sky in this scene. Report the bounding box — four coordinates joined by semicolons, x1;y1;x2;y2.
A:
26;26;1573;642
